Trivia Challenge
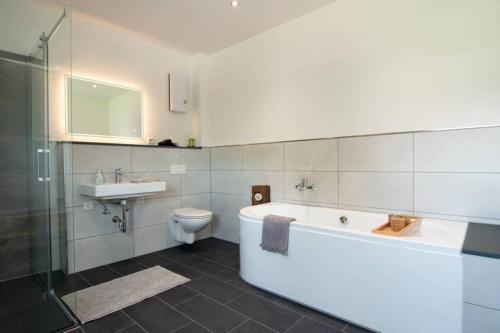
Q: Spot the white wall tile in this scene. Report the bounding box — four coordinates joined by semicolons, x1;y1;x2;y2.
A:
73;144;131;173
211;146;243;170
73;206;121;239
181;171;210;195
62;142;73;175
339;172;413;211
211;215;240;244
66;207;74;241
211;170;243;195
133;223;178;256
284;139;337;171
243;143;283;171
131;147;180;172
67;240;75;274
464;303;500;333
74;232;133;272
243;171;284;200
414;128;500;172
133;196;181;228
339;134;413;172
211;193;246;217
464;254;500;310
181;148;210;171
284;171;338;204
181;193;212;211
415;173;500;220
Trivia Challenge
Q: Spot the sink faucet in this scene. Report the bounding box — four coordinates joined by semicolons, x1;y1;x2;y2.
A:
295;178;316;192
114;168;123;184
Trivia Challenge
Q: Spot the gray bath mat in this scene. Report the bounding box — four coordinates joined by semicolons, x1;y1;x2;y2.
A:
62;265;189;323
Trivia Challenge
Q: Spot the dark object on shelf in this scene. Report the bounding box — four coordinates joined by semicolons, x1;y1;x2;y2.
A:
158;139;178;147
252;185;271;206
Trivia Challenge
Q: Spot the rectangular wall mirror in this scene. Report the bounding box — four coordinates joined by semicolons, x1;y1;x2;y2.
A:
66;76;143;139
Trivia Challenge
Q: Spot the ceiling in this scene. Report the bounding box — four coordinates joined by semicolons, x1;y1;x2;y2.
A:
69;0;336;55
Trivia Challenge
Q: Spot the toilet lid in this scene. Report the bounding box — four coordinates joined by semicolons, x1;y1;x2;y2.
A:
174;207;212;219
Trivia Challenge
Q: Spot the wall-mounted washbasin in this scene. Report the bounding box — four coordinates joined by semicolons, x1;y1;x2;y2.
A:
79;181;166;200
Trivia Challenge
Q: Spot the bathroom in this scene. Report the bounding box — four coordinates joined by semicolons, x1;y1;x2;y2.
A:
0;0;499;332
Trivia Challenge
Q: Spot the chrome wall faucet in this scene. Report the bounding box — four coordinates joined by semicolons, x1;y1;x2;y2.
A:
295;178;316;192
114;168;123;184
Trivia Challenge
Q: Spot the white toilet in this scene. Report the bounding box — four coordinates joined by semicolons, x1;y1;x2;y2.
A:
168;207;213;244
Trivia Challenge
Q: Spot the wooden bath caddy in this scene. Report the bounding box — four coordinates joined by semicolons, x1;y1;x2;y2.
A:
372;215;422;237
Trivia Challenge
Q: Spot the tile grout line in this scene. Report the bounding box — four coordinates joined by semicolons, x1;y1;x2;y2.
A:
155;295;214;333
337;139;340;207
226;318;250;333
283;315;305;333
114;322;140;333
121;309;151;333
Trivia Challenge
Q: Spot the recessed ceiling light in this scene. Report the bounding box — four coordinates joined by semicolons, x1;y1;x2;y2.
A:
231;1;239;8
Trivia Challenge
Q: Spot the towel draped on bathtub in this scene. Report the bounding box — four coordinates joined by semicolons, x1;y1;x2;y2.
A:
260;214;296;255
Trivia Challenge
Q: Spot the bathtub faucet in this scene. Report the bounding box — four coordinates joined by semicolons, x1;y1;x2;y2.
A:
295;178;316;192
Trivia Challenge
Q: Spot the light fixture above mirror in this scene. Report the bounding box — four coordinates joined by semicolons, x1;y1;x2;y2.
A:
65;76;143;141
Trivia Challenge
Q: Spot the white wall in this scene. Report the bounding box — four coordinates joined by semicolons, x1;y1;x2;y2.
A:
68;12;199;146
208;0;500;146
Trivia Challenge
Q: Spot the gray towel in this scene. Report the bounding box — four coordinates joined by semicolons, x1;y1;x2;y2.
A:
260;214;296;255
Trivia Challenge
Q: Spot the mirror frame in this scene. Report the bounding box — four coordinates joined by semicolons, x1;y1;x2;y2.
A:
65;75;144;141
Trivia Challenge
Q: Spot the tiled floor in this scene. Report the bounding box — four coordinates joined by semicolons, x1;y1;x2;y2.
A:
0;274;75;332
63;238;374;333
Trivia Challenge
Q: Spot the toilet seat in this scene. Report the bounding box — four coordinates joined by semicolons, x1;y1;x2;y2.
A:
174;207;212;219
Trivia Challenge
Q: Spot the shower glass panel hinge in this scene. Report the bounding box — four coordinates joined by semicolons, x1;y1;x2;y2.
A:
37;148;51;182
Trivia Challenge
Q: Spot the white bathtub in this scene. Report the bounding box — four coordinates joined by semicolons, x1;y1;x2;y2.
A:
239;203;467;333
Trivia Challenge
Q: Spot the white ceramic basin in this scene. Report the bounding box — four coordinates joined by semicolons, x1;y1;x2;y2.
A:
79;181;166;199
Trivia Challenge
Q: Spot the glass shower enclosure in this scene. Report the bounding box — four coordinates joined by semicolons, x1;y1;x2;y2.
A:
0;0;76;331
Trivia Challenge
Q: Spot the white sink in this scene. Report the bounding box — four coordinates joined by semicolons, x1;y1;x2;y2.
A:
79;181;167;199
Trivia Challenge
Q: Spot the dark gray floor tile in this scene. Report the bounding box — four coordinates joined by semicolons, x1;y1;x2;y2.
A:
231;261;240;270
134;253;168;267
176;295;246;332
186;275;245;304
160;260;204;280
55;274;91;297
4;276;44;308
157;285;198;306
109;260;148;276
194;262;239;281
230;320;275;333
79;266;121;285
82;310;134;333
157;248;208;266
288;318;342;333
0;313;21;332
174;322;210;333
273;298;347;330
345;324;375;333
196;249;239;266
226;277;279;302
120;324;147;333
198;238;239;256
18;297;74;333
124;297;190;333
178;243;211;255
228;293;301;332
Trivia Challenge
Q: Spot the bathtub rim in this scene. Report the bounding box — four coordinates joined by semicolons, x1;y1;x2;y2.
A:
239;202;467;256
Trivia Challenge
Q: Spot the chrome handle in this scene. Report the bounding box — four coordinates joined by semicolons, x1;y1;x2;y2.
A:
37;148;44;182
36;148;51;182
45;149;51;182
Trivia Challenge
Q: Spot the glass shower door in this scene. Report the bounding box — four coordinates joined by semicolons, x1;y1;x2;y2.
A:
30;39;52;290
